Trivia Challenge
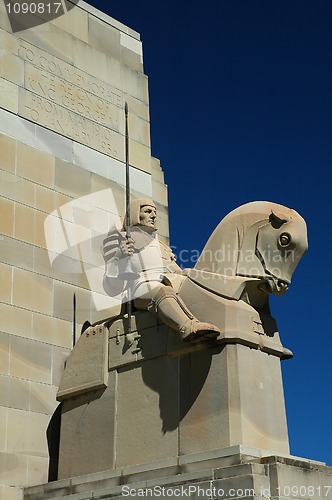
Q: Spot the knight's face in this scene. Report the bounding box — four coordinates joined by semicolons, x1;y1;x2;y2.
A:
139;205;157;229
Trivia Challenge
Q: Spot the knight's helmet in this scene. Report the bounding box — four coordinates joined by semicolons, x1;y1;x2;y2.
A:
123;198;157;229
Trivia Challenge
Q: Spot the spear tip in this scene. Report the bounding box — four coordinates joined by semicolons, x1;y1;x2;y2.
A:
125;101;128;116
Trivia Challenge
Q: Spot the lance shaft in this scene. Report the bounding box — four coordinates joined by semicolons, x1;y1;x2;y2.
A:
124;102;132;337
125;102;131;241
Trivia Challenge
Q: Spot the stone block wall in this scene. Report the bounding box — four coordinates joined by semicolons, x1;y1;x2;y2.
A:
0;2;168;498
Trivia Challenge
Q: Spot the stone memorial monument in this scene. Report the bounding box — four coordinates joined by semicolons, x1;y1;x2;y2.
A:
0;1;168;498
0;1;331;500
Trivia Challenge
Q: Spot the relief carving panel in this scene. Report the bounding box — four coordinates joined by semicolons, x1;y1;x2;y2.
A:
19;88;124;160
16;39;149;160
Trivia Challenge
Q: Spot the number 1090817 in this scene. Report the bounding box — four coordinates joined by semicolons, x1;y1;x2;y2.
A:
6;2;62;14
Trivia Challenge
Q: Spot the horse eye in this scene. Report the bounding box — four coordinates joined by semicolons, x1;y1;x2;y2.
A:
279;232;291;247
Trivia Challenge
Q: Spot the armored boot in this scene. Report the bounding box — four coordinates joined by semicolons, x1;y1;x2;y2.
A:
149;286;219;342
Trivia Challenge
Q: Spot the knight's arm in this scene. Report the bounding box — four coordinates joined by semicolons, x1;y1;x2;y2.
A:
162;243;186;274
103;227;127;296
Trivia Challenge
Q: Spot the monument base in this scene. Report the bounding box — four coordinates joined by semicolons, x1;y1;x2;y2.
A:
24;446;331;500
55;310;291;479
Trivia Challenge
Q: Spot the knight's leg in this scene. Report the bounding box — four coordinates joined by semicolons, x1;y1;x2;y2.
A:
147;286;219;342
133;281;162;310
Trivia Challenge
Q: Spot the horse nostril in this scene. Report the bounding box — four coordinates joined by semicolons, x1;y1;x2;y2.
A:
277;280;289;291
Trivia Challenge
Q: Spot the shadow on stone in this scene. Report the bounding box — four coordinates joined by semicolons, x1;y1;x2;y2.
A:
137;325;223;433
179;344;224;423
47;403;62;482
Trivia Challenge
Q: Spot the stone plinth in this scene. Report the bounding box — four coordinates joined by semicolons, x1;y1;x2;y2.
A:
23;449;332;500
56;310;290;479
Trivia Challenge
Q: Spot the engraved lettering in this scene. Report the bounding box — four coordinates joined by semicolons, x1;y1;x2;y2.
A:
19;40;122;107
26;48;34;61
24;64;119;131
18;40;129;159
19;89;123;159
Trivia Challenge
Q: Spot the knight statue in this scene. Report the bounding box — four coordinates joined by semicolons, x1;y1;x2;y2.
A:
102;198;220;343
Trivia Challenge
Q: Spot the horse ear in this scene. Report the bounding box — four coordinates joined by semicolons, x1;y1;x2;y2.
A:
269;210;290;228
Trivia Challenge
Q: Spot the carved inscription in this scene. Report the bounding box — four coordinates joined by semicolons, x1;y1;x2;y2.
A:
19;88;124;159
18;40;122;106
25;64;119;131
17;40;125;158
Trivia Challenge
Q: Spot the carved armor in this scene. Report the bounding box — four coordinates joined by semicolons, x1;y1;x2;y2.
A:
103;198;219;342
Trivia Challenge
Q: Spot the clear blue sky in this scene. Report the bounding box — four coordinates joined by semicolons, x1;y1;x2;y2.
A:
87;0;332;465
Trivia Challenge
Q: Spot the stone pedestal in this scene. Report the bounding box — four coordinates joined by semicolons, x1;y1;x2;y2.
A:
24;449;332;500
56;310;290;479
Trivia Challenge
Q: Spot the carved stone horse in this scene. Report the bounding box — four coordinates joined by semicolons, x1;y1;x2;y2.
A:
55;201;308;478
176;200;308;355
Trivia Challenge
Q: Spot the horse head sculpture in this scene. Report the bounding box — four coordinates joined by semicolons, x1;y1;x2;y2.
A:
178;201;308;354
183;201;307;303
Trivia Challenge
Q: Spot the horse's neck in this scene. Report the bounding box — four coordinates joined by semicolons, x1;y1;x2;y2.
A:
194;224;238;276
